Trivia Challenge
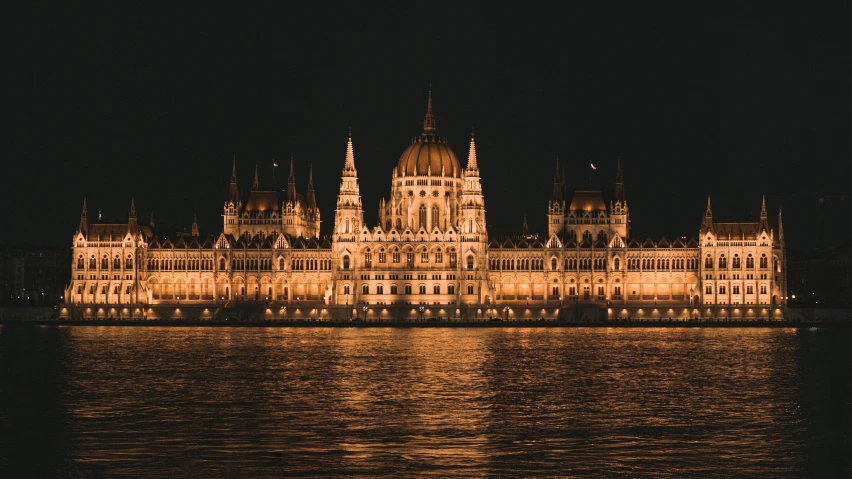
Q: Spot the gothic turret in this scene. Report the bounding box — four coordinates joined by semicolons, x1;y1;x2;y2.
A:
306;164;317;213
701;194;714;235
287;155;297;203
191;213;199;237
128;197;137;232
759;195;769;233
461;131;486;235
252;164;260;190
229;155;239;204
78;197;88;236
610;157;628;239
548;158;565;237
333;130;363;240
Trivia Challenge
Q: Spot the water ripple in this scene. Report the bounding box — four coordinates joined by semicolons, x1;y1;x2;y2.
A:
0;326;850;478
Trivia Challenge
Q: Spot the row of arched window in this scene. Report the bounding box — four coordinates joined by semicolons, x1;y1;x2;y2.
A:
489;258;546;271
147;258;214;271
626;258;699;271
704;253;768;269
77;254;133;271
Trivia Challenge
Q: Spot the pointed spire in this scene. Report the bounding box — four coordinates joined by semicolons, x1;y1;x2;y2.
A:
466;129;478;170
191;213;199;237
551;157;564;203
422;80;436;134
78;196;88;234
129;196;136;217
614;156;625;202
343;127;356;172
760;194;767;217
228;155;240;203
705;194;713;217
778;207;784;239
231;154;237;182
253;164;259;189
149;211;155;228
522;212;529;234
287;153;297;203
306;163;317;212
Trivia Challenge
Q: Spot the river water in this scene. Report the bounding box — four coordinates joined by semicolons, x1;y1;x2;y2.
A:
0;325;849;478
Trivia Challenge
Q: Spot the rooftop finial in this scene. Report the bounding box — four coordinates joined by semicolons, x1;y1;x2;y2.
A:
231;154;237;181
344;129;356;172
253;164;259;189
150;211;155;228
423;81;436;134
129;196;136;217
466;129;478;170
760;194;767;216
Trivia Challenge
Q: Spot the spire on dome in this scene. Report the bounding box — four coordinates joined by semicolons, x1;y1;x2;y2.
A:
253;165;259;189
422;80;436;134
466;130;478;170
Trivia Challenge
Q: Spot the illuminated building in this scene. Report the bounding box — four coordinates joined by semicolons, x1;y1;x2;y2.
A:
64;88;787;319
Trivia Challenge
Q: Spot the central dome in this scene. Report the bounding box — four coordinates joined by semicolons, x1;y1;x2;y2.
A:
397;136;461;178
396;85;462;178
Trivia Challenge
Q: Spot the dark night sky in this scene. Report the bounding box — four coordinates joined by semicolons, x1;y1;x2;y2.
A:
7;3;850;253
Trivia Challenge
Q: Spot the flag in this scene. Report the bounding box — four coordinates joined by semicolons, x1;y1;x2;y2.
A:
590;162;597;170
273;159;279;167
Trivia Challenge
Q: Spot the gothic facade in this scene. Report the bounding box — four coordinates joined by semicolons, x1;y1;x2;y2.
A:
64;90;788;319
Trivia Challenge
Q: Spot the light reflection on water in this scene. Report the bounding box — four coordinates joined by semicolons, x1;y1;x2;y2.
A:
0;326;850;478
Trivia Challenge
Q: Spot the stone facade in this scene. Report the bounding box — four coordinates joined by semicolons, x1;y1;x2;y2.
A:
64;89;787;320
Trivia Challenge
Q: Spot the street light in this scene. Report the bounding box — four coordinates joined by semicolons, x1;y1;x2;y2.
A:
419;305;425;321
362;305;368;321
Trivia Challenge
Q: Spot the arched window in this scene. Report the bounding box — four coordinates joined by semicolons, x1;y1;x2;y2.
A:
613;257;621;270
419;205;427;229
719;255;727;269
101;255;109;270
219;258;226;270
431;205;440;230
77;255;84;269
278;258;285;270
392;248;400;263
449;249;457;267
732;255;741;269
760;254;768;269
344;217;351;234
551;258;557;270
435;248;443;263
125;255;133;269
113;255;121;269
364;249;372;266
704;255;713;269
343;255;350;269
746;254;754;268
466;255;474;269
